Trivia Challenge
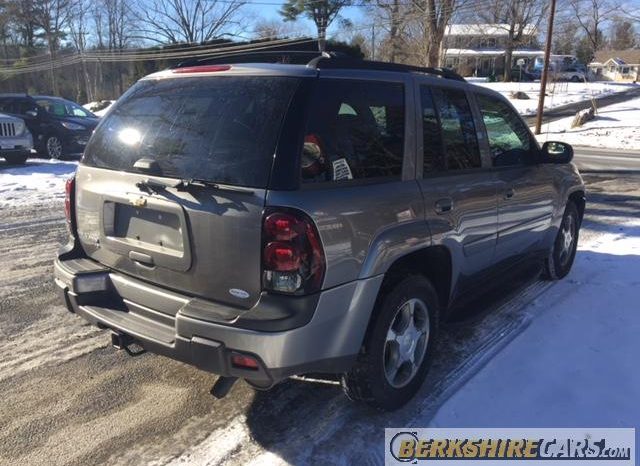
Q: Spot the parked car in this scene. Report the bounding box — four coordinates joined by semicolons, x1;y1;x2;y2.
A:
0;112;33;164
0;94;99;159
510;67;536;82
553;66;588;82
54;55;585;410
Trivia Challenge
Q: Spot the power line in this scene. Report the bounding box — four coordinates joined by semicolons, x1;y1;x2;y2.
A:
0;0;543;74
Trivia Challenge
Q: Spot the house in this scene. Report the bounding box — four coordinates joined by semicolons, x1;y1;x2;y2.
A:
442;24;544;77
588;50;640;82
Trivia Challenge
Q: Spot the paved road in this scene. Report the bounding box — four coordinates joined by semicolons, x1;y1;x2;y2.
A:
0;171;637;465
523;85;640;126
573;146;640;172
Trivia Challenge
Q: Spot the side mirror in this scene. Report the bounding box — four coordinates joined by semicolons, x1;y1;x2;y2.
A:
25;109;38;118
542;141;573;164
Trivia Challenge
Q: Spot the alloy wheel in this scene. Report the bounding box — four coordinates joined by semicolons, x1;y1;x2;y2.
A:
383;298;430;388
47;137;63;159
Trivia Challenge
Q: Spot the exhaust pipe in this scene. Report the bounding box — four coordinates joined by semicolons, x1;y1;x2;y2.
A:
210;376;238;399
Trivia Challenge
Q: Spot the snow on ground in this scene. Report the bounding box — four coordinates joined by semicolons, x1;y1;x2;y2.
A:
534;96;640;151
0;159;77;208
469;79;638;116
429;219;640;434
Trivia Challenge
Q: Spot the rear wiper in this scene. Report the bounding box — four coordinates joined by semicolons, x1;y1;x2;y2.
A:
175;179;254;194
136;177;254;195
135;178;179;194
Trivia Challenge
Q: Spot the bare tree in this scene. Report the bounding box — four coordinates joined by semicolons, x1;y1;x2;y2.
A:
480;0;548;81
252;18;299;40
68;0;91;101
280;0;354;51
568;0;619;62
133;0;246;44
373;0;413;62
610;19;635;49
411;0;459;67
33;0;75;94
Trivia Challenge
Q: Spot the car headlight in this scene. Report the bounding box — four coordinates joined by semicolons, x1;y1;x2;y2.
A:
14;120;25;135
61;121;85;131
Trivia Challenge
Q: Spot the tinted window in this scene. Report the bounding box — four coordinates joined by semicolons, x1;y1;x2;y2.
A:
83;76;298;188
431;88;481;170
36;98;94;118
420;86;445;173
476;94;532;167
301;79;404;183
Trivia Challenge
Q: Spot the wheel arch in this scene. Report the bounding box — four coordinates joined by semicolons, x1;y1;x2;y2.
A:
568;190;586;225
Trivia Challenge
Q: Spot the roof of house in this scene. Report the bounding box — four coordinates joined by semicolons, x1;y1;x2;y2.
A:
593;49;640;65
445;24;538;37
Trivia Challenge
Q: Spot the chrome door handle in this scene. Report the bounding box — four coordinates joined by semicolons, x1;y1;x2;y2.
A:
435;198;453;214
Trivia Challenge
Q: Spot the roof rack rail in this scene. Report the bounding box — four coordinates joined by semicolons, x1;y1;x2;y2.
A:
307;55;466;81
176;50;343;68
173;49;465;82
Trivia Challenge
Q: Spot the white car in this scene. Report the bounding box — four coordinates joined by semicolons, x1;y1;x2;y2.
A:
553;67;587;82
0;113;33;165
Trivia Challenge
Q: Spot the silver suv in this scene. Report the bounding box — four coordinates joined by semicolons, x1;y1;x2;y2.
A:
54;55;585;410
0;112;33;164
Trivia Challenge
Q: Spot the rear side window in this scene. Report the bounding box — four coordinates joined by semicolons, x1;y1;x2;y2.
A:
431;88;481;170
420;86;445;173
476;94;532;167
83;76;298;188
301;79;404;183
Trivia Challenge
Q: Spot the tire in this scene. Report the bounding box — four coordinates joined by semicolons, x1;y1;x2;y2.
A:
45;135;64;159
341;275;439;410
543;202;580;280
4;153;28;165
571;75;580;82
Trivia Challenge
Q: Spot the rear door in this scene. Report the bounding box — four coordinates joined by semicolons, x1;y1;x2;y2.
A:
415;82;500;287
76;74;301;309
474;92;555;263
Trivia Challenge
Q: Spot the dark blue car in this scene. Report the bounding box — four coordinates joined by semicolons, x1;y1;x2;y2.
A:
0;94;99;159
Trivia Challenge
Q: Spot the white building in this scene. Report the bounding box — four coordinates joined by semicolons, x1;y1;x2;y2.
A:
443;24;544;77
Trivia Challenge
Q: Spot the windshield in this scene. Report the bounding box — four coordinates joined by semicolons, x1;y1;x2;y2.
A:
82;76;299;188
36;98;94;118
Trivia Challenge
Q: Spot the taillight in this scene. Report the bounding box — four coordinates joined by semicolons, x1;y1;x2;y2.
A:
262;209;325;295
64;176;75;236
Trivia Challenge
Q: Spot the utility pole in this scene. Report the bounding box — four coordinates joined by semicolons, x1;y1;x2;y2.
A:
535;0;557;135
371;24;375;60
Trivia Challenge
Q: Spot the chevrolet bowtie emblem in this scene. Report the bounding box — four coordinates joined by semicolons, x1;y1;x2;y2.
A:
131;197;147;207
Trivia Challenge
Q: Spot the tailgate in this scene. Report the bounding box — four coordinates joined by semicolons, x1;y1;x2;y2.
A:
75;165;265;308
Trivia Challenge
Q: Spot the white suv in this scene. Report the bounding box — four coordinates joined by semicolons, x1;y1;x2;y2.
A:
0;113;33;164
553;67;587;82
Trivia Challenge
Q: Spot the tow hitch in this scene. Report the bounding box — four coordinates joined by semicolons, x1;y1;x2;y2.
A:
110;331;146;357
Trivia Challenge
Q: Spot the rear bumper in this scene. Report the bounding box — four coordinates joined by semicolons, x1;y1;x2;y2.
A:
54;256;383;386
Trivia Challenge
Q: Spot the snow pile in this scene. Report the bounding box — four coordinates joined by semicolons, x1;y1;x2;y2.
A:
430;220;640;428
535;96;640;150
0;159;78;207
83;100;115;117
472;81;638;115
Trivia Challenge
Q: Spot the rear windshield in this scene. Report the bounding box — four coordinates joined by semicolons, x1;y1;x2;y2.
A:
83;76;299;188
